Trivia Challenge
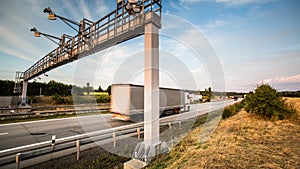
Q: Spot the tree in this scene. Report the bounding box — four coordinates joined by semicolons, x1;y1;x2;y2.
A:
0;80;16;96
97;85;104;92
82;82;93;96
245;84;296;120
106;85;111;95
200;87;212;101
47;80;71;96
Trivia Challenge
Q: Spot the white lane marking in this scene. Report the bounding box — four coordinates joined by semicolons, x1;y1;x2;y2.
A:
0;114;112;127
0;132;8;136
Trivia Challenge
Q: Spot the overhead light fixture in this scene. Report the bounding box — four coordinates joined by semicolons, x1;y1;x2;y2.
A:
126;4;133;10
43;7;53;14
30;27;61;45
43;7;57;20
126;0;141;14
30;27;38;32
34;32;41;37
30;27;41;37
48;13;56;20
128;0;138;4
133;5;141;13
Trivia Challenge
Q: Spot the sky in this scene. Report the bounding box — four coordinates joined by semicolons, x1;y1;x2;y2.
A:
0;0;299;92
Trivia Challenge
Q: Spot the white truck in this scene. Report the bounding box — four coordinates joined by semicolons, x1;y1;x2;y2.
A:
110;84;189;121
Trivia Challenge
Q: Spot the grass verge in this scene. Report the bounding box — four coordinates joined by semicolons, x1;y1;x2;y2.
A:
24;146;130;169
147;98;300;169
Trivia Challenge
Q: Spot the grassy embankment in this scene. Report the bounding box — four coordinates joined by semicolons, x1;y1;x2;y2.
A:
148;98;300;169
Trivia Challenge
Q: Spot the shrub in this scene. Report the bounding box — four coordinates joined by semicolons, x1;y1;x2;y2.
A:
96;95;110;103
244;84;296;120
222;106;236;119
52;94;68;104
222;100;245;119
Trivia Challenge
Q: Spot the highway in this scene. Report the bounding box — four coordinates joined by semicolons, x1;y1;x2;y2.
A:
0;100;236;151
0;114;132;150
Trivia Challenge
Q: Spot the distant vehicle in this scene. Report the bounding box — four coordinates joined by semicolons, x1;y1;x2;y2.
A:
233;95;243;101
110;84;189;121
187;93;203;103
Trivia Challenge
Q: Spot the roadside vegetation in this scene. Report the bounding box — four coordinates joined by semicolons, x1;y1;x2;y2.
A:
14;84;300;168
148;101;300;168
245;84;296;120
24;146;130;169
222;100;245;119
148;84;299;168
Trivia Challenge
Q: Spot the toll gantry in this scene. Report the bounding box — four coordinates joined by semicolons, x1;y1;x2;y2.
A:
14;0;162;104
15;0;165;163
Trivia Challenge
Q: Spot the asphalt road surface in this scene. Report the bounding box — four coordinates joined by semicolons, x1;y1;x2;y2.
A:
0;99;237;151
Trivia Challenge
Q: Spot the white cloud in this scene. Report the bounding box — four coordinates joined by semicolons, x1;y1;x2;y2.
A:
79;0;94;20
206;20;229;28
259;74;300;85
0;26;44;62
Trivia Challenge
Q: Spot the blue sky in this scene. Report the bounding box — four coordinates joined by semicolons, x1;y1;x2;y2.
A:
0;0;299;92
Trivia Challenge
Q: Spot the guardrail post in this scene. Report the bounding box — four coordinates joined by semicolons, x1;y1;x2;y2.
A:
178;121;182;129
51;135;56;150
76;140;80;160
113;132;116;148
168;122;172;129
16;153;21;169
137;128;141;139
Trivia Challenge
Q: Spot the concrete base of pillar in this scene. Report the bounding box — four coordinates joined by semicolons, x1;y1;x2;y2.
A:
132;141;169;164
124;159;147;169
18;103;30;107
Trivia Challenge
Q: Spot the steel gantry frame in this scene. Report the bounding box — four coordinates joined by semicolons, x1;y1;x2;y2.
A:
14;0;164;164
19;0;161;82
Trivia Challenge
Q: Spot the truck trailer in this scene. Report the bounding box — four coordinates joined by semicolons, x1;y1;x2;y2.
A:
110;84;189;121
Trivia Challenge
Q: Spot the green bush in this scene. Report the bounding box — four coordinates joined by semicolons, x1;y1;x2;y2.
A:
222;106;236;119
222;101;245;119
51;94;71;104
244;84;296;120
96;95;110;103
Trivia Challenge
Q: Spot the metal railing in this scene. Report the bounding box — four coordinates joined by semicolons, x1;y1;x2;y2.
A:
23;0;162;81
0;118;191;169
0;100;237;169
0;104;110;119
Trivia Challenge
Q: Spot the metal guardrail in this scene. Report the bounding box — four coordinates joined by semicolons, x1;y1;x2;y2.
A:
0;104;110;118
0;103;109;111
0;120;146;168
0;110;197;168
0;108;110;119
0;100;237;168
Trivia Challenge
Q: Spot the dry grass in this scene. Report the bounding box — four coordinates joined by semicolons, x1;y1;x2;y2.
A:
284;97;300;115
148;98;300;169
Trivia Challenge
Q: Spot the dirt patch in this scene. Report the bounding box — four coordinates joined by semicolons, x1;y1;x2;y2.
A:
148;98;300;169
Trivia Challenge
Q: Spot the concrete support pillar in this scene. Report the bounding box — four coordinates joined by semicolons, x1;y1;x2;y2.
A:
21;81;28;105
144;22;159;147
